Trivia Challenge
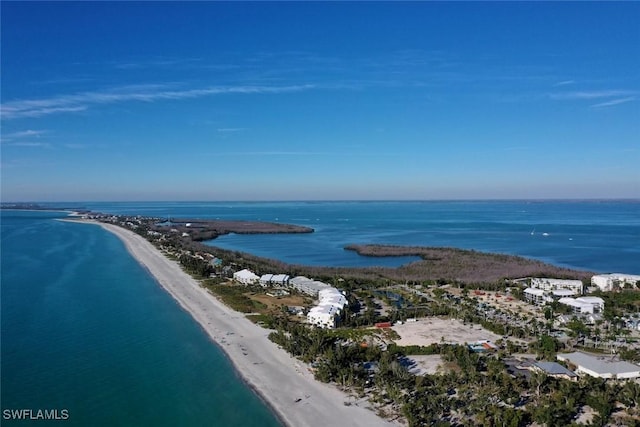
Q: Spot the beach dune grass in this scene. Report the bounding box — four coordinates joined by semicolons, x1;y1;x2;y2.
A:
205;284;268;313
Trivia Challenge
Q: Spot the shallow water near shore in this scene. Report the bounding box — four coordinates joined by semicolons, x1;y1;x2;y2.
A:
1;210;282;426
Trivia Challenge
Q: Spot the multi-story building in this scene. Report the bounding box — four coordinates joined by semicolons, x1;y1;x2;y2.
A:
530;278;584;294
558;296;605;314
259;273;290;287
592;273;640;292
289;276;332;297
307;287;348;329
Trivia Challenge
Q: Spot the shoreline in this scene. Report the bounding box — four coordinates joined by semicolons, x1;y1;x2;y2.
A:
70;219;397;427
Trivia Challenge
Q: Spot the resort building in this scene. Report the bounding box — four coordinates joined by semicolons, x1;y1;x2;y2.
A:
233;269;260;285
530;278;584;294
289;276;332;297
557;352;640;380
557;297;605;314
307;304;341;329
307;287;348;329
524;288;548;305
524;287;579;306
591;273;640;291
259;274;290;287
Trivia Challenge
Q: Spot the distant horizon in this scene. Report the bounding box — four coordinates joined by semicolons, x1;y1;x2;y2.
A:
3;197;639;205
2;2;638;200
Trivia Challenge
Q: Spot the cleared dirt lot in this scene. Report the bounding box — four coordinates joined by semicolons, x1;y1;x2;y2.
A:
391;317;502;346
403;355;445;375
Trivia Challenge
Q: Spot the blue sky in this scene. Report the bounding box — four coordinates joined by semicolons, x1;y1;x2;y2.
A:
1;2;639;201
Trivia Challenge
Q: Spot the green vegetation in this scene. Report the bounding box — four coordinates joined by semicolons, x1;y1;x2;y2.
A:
595;289;640;318
246;313;279;329
206;284;267;313
179;254;212;278
345;244;593;283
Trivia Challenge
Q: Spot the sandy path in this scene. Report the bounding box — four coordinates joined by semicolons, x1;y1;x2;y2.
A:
77;221;397;427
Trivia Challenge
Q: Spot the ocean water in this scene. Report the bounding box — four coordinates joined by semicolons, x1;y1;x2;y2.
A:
72;200;639;272
1;210;282;426
2;201;638;424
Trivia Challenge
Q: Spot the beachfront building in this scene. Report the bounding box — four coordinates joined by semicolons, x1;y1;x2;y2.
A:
259;274;290;287
289;276;332;297
307;305;341;329
557;352;640;380
558;296;605;315
591;273;640;291
530;278;584;294
307;287;348;329
233;269;260;285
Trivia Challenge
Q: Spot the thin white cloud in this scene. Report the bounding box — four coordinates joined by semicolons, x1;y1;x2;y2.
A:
111;57;203;70
590;97;636;108
3;129;48;138
550;90;637;100
6;141;52;148
1;129;50;145
1;84;316;120
553;80;575;87
2;106;88;119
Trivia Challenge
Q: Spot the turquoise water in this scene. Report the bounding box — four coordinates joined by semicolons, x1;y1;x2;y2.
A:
1;210;282;426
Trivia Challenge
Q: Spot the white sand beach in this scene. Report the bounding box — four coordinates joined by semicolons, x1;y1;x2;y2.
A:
77;221;398;427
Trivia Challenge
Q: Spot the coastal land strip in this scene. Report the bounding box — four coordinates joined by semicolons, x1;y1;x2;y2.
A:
344;244;594;283
72;220;397;427
151;219;314;241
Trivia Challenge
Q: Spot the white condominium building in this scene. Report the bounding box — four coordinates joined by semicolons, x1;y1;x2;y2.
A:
558;296;605;314
591;273;640;292
307;287;348;329
233;269;260;285
259;273;290;287
530;278;584;294
289;276;332;297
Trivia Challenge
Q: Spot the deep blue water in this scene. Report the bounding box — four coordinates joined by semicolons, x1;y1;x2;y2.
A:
61;200;640;272
1;210;281;426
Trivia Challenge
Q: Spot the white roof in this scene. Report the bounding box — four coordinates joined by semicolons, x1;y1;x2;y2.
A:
558;297;587;309
558;352;640;377
576;296;604;305
532;278;582;285
524;287;545;296
552;289;577;296
234;269;259;279
290;276;331;293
